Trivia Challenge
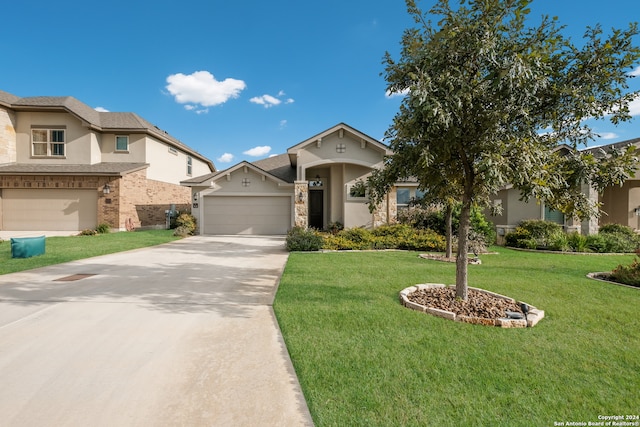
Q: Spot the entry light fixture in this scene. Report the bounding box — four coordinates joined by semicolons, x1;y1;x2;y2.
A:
635;207;640;216
103;183;111;194
297;191;304;202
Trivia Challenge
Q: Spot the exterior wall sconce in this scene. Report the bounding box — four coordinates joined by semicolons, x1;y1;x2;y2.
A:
634;207;640;216
297;191;304;202
103;183;111;194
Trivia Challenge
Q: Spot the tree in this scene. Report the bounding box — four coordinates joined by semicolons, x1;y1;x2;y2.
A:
368;0;640;300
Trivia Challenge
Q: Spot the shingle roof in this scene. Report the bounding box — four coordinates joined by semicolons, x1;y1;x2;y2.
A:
0;162;149;176
1;89;214;171
582;137;640;156
252;154;296;183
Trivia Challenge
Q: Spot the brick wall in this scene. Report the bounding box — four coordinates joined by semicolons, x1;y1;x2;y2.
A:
120;169;190;229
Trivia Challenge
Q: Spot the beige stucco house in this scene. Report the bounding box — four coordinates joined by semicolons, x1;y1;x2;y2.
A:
487;138;640;242
0;89;214;231
182;123;405;235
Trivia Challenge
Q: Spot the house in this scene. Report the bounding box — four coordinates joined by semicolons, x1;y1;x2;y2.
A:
0;90;214;231
486;138;640;243
182;123;407;235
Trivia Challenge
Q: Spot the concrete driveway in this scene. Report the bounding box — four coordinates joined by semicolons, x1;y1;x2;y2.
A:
0;235;313;426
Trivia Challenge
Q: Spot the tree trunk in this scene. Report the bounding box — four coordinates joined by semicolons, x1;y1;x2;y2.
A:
445;203;453;259
455;198;472;301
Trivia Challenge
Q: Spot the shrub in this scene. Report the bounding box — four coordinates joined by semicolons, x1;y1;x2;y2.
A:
586;234;608;253
174;213;197;234
95;223;111;234
173;226;192;237
600;232;639;253
518;220;563;248
326;221;344;234
286;227;324;251
79;229;97;236
547;231;570;252
504;227;536;249
339;227;372;243
566;232;589;252
599;223;636;237
610;256;640;287
399;229;446;252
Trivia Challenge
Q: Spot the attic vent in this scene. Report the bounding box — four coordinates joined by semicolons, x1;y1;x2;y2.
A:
336;143;346;153
168;147;178;154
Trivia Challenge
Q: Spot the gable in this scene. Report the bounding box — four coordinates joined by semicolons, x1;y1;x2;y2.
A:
205;162;293;195
287;123;391;168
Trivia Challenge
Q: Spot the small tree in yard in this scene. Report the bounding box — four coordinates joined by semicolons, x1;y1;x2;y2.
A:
368;0;640;301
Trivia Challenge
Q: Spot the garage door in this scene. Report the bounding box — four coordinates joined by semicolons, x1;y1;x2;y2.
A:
2;189;98;231
203;196;291;235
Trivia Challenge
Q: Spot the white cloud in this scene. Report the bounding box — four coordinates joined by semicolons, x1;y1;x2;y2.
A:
250;94;281;108
285;98;295;104
597;132;619;140
94;106;109;112
629;66;640;77
279;119;288;129
166;70;246;107
217;153;234;163
385;88;410;98
243;146;271;157
629;95;640;116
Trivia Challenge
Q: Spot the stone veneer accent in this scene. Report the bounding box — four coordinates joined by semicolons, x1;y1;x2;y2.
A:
294;181;308;228
0;107;17;164
399;283;545;328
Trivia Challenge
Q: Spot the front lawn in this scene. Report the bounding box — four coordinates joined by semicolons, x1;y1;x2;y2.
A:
0;230;181;275
274;248;640;426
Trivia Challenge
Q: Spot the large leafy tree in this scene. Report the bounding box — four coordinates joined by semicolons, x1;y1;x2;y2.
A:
369;0;640;300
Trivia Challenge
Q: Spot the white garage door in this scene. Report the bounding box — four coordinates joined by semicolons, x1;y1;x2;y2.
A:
2;189;98;231
203;196;291;235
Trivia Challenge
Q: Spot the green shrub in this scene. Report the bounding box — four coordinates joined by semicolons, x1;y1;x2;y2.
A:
79;229;97;236
174;213;197;234
566;232;589;252
399;229;446;251
326;221;344;234
95;223;111;234
505;227;536;249
286;227;324;251
601;232;639;253
547;231;570;252
610;256;640;287
599;223;636;237
518;220;563;248
339;227;372;243
586;234;608;253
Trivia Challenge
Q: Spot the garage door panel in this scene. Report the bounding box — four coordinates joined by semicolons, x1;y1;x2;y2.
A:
203;196;291;235
3;189;97;231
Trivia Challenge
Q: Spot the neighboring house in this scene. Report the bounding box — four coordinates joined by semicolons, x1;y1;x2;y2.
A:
0;89;214;231
182;123;404;235
487;138;640;243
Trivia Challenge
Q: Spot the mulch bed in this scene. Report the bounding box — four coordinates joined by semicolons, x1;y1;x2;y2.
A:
407;287;525;319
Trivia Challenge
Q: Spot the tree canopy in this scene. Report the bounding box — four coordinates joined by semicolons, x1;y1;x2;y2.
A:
369;0;640;300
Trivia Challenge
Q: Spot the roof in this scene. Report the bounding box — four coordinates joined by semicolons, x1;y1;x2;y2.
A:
0;162;149;176
582;137;640;157
181;157;294;186
0;89;214;172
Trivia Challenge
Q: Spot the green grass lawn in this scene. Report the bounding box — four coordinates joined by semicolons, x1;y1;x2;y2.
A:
274;248;640;426
0;230;181;275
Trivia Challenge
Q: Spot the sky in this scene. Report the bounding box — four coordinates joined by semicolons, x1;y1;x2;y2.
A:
2;0;639;169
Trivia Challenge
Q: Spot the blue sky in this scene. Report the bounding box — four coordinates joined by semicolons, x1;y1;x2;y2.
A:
2;0;639;168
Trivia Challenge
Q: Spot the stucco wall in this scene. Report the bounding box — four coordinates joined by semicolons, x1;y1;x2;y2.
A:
599;180;640;229
146;138;211;185
14;112;94;164
296;132;384;174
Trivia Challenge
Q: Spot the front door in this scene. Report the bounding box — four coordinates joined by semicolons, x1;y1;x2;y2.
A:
309;190;323;229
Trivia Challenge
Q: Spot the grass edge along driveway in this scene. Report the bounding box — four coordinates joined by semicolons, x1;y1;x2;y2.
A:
0;230;181;275
274;248;639;426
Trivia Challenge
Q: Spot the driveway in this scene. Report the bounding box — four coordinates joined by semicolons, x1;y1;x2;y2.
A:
0;235;313;426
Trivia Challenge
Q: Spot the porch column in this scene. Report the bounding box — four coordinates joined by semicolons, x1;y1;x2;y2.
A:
294;180;309;228
581;183;599;235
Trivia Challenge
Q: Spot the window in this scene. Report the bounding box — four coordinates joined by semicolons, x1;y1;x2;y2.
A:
397;188;410;205
115;136;129;151
31;128;65;157
347;181;368;200
187;156;193;176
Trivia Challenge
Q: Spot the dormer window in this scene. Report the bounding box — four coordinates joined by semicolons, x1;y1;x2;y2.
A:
115;135;129;152
32;128;65;157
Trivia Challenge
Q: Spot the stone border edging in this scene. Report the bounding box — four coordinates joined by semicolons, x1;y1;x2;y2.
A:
586;272;640;290
399;283;544;328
